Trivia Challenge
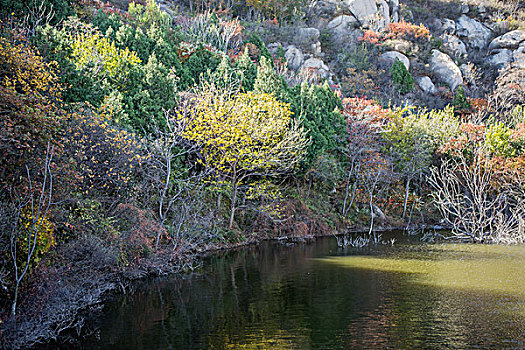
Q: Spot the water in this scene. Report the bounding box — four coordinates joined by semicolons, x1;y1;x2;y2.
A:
85;233;525;349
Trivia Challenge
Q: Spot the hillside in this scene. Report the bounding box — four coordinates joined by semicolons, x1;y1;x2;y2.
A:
1;0;525;347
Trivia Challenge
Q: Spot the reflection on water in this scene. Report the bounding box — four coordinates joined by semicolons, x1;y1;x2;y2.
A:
85;234;525;349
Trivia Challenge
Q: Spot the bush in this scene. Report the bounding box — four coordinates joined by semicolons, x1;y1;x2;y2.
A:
1;0;76;26
0;26;64;189
234;47;258;91
286;82;345;165
390;58;414;94
453;85;471;113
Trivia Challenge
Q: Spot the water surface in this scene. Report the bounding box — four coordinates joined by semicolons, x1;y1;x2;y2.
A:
86;234;525;349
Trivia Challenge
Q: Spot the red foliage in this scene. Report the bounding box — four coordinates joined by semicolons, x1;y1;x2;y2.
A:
438;123;485;156
113;203;168;263
360;20;430;44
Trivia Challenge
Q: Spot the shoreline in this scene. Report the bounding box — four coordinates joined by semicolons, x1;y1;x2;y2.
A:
1;222;441;349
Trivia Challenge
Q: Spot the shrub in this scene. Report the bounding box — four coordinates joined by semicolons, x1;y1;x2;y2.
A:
286;82;345;165
176;85;308;228
234;47;258;91
254;55;284;95
489;68;525;126
62;107;145;199
177;12;243;53
453;85;471;113
16;206;56;271
390;58;414;94
0;26;64;190
360;20;430;45
486;122;523;158
1;0;75;27
184;45;223;84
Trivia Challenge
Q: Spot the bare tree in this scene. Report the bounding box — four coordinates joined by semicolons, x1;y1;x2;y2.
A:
429;147;500;242
21;0;56;36
9;144;54;317
142;110;200;249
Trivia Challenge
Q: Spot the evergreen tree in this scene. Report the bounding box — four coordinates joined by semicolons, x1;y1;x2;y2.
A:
391;58;414;94
235;47;257;91
254;56;282;96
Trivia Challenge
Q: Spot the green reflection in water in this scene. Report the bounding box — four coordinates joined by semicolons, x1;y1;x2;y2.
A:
316;243;525;301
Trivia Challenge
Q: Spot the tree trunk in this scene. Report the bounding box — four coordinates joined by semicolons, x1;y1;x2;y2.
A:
11;283;18;317
229;169;238;229
403;177;411;219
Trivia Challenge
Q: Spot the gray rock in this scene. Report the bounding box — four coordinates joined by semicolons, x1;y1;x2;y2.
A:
296;27;320;46
512;46;525;69
441;34;467;57
326;15;363;46
380;51;410;70
327;15;358;34
346;0;377;23
430;50;463;91
489;30;525;52
383;39;412;54
488;49;513;69
376;0;391;30
428;17;442;32
285;46;304;71
460;63;477;86
456;15;492;50
415;76;437;94
388;0;399;22
441;19;456;34
301;57;330;78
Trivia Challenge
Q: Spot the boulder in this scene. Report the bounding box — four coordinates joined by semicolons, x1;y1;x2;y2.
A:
388;0;399;22
512;46;525;69
347;0;378;23
460;63;477;86
441;34;467;57
327;15;363;46
301;57;330;78
455;15;492;50
305;1;338;28
376;0;391;30
415;76;437;94
285;46;304;71
295;27;322;55
327;15;358;35
440;19;456;34
459;3;469;14
380;51;410;70
428;17;442;32
488;49;513;69
489;30;525;52
430;50;463;91
382;39;412;54
296;27;320;46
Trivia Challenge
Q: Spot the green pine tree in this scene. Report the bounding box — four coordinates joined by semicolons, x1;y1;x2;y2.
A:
391;58;414;94
235;47;257;91
254;56;282;96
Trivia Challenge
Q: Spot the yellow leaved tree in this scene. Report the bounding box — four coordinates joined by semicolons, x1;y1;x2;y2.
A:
177;86;308;228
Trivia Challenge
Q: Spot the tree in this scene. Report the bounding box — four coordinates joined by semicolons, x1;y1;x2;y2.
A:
286;82;345;165
390;58;414;94
234;47;257;91
176;86;308;229
254;55;283;96
9;145;54;317
0;27;64;190
341;98;392;221
384;108;432;219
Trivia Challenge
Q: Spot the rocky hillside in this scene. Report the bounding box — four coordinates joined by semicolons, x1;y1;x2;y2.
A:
154;0;524;111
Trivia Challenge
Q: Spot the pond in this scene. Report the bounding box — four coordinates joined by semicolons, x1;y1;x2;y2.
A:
84;232;525;349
